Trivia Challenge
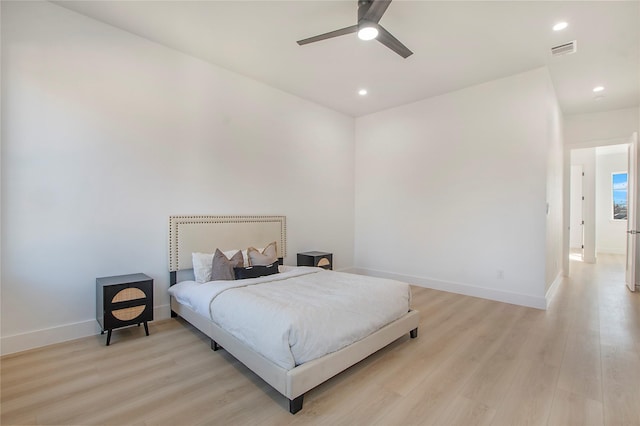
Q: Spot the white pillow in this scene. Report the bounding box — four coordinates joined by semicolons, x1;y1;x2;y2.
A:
192;252;214;283
192;250;249;283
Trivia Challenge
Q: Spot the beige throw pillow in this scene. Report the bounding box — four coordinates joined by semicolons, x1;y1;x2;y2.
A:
211;249;244;281
247;241;278;266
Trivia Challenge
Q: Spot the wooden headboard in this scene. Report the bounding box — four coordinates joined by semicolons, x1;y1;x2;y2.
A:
168;215;287;275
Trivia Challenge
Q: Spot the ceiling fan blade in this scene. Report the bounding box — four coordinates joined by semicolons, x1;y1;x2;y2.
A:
376;25;413;58
297;25;358;45
361;0;392;24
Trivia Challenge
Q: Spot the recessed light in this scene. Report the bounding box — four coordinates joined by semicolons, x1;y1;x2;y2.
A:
553;22;568;31
358;89;368;96
593;86;605;93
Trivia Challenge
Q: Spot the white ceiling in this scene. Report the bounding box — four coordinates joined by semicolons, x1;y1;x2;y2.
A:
53;0;640;117
596;143;629;156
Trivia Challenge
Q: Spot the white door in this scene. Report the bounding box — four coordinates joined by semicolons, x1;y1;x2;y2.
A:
570;165;584;257
625;133;638;292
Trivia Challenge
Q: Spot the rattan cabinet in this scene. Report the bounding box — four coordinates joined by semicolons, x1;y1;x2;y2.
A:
297;251;333;270
96;273;153;346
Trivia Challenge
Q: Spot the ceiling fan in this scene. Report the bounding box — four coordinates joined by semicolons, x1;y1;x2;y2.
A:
296;0;413;58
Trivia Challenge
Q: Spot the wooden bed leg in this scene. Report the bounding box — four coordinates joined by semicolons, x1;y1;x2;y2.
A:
211;339;220;351
410;328;418;338
289;395;304;414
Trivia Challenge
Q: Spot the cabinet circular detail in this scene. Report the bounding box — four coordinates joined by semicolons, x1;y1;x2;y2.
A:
112;306;146;321
112;287;145;303
317;258;330;267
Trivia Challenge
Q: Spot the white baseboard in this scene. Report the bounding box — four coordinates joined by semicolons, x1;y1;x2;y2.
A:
1;304;171;356
545;271;564;309
597;248;626;255
153;304;171;321
351;267;547;310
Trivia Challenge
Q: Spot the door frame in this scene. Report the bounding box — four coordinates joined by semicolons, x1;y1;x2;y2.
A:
569;164;585;259
625;132;638;292
563;136;632;276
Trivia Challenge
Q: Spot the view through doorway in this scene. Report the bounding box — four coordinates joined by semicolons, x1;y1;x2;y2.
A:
568;136;637;293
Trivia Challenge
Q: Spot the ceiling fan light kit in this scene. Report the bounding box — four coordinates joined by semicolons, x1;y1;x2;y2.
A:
297;0;413;58
358;24;379;41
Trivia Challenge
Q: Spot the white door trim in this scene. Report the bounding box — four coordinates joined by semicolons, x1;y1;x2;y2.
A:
625;132;638;292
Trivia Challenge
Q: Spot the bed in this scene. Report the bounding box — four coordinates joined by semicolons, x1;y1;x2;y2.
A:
168;215;419;414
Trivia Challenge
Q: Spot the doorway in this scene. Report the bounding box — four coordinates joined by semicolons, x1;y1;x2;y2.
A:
568;141;634;282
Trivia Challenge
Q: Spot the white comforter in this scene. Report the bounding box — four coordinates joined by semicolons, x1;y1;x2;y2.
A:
168;267;411;370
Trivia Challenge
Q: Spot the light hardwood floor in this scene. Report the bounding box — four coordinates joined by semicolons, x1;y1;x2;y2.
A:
2;255;639;425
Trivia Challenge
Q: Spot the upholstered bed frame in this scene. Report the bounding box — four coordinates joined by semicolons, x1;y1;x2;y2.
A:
168;215;419;414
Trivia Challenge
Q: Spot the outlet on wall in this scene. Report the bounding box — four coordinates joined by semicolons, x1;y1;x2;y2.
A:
497;269;504;279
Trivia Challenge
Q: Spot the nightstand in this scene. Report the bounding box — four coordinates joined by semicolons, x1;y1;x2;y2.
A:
96;273;154;346
297;251;333;270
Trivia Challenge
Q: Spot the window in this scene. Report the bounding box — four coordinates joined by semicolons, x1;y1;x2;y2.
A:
612;172;628;220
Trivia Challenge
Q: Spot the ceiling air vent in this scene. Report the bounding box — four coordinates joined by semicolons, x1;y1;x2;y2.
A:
551;40;577;56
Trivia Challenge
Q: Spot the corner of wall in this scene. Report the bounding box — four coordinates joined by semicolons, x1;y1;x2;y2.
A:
545;67;565;292
0;0;4;357
355;267;547;310
545;270;564;309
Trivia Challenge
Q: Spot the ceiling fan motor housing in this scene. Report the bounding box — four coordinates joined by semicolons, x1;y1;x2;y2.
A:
358;0;375;21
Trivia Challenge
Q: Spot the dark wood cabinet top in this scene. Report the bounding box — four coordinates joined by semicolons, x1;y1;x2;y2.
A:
96;273;152;287
297;251;331;257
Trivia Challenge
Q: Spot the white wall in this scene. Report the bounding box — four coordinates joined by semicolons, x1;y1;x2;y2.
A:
564;107;639;146
596;151;628;254
354;67;560;309
0;0;3;348
1;1;355;354
545;82;564;294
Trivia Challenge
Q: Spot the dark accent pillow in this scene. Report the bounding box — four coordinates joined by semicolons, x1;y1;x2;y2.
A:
234;263;279;280
211;249;244;281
